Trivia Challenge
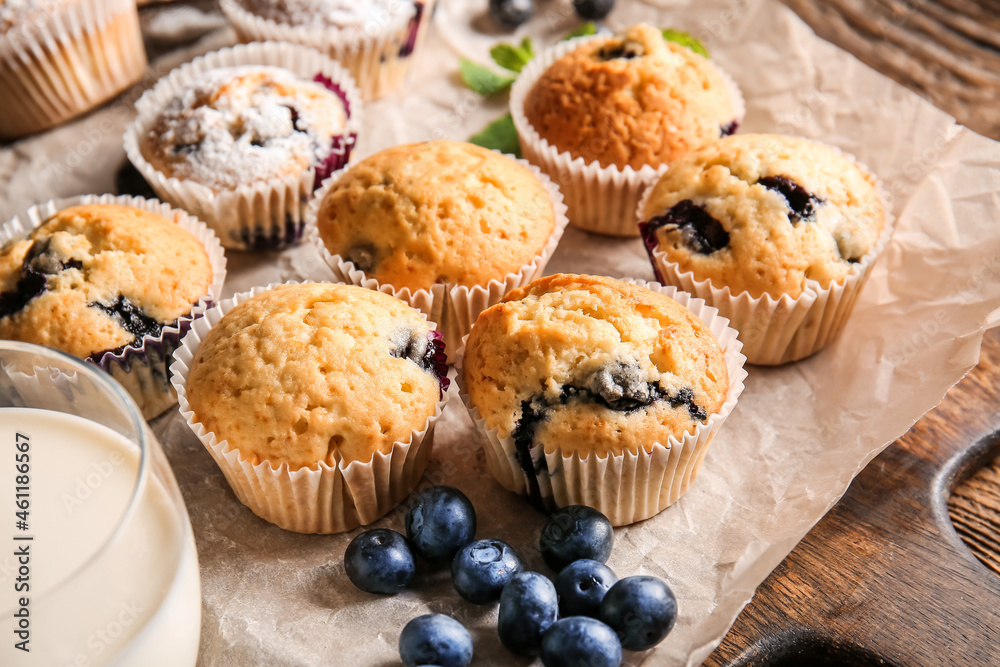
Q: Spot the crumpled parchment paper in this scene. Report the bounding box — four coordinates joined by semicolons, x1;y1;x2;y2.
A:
1;0;999;664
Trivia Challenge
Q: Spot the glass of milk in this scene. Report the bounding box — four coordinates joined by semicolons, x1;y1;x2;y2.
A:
0;341;201;666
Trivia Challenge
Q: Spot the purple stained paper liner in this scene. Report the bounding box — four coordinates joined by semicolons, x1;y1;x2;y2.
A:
0;194;227;419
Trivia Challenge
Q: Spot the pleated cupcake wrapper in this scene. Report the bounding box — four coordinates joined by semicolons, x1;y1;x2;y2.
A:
123;42;364;252
305;155;570;354
0;0;147;140
637;146;896;366
169;281;448;534
509;34;746;238
0;194;227;419
220;0;436;101
455;281;748;526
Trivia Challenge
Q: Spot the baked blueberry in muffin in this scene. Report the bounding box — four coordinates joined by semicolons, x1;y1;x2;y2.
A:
0;204;213;360
639;134;886;298
463;274;728;510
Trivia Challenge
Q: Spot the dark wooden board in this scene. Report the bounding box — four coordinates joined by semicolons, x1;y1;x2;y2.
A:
705;328;1000;665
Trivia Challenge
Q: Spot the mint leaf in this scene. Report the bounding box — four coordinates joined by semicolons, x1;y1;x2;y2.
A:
662;29;709;58
490;37;534;73
563;22;598;41
460;58;516;97
470;113;521;158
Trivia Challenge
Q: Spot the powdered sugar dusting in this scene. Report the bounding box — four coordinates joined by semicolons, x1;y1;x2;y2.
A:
237;0;407;29
0;0;62;34
142;66;348;191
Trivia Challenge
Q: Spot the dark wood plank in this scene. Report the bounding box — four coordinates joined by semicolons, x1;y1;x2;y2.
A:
706;328;1000;665
781;0;1000;141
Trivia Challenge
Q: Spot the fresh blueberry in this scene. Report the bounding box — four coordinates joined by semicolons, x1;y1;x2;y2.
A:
555;559;618;618
488;0;533;30
573;0;616;21
405;486;477;565
344;528;416;595
540;617;622;667
540;505;614;572
758;175;823;224
600;575;678;650
644;200;730;255
498;572;558;656
399;614;473;667
452;538;524;604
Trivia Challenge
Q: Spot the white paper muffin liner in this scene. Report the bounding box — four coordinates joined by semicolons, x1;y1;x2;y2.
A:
456;281;748;526
0;0;147;140
0;194;227;419
123;42;364;252
510;34;745;238
220;0;436;101
169;281;449;534
305;155;570;353
637;146;896;365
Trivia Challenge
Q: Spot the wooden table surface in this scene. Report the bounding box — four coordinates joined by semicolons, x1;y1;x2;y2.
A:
708;1;1000;663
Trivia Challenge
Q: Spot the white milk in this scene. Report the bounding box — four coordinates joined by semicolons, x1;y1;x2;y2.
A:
0;408;201;666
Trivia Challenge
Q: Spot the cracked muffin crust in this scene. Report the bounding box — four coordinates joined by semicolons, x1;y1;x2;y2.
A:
0;203;213;359
141;65;349;191
314;140;557;291
639;133;886;299
522;23;738;171
463;274;728;464
186;283;447;471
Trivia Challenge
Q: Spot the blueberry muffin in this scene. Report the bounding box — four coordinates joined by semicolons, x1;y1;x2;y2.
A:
522;23;738;171
141;65;349;192
186;283;447;471
639;134;886;299
313;140;557;292
462;274;729;516
0;204;213;359
0;0;147;139
181;282;448;533
221;0;435;100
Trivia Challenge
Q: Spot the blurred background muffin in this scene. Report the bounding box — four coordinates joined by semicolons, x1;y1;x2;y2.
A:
0;0;147;139
221;0;436;100
511;23;743;236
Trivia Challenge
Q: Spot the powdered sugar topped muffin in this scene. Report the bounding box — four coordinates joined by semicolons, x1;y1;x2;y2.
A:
639;134;886;299
141;65;349;192
221;0;435;100
523;24;738;171
234;0;399;28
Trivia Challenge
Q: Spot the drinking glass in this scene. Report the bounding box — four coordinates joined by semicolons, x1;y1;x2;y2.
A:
0;341;201;666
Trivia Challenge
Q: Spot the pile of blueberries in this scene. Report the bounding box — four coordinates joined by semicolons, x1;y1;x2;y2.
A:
344;486;678;667
489;0;617;29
